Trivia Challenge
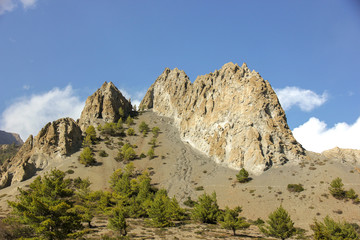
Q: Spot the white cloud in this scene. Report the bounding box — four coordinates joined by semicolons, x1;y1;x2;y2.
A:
275;86;328;111
23;84;30;90
0;0;16;15
20;0;36;9
0;85;85;141
293;117;360;153
0;0;37;15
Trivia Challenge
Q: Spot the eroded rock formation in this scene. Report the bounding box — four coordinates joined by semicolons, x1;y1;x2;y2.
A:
321;147;360;164
79;81;132;131
140;62;306;174
0;118;82;188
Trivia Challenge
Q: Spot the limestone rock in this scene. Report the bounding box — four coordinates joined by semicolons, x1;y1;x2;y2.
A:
0;130;23;145
79;81;132;131
0;117;82;187
321;147;360;164
140;62;306;174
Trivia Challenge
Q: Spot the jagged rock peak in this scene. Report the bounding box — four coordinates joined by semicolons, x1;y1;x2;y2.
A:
140;62;306;175
79;81;132;131
0;117;82;188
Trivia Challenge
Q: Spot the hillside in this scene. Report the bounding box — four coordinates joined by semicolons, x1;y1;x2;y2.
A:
0;65;359;239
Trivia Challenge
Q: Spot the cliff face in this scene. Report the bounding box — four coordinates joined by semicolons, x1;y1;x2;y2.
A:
140;62;306;174
0;118;82;188
78;81;132;131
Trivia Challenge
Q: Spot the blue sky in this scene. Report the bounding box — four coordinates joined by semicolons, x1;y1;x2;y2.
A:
0;0;359;152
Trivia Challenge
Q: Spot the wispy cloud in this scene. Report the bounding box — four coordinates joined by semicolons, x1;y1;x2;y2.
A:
20;0;36;9
275;86;328;112
0;0;16;15
293;117;360;153
0;0;37;15
0;85;85;140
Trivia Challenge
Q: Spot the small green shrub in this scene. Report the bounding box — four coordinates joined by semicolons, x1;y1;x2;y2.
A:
183;197;196;208
287;184;304;193
66;169;74;174
99;150;108;157
195;186;204;191
127;128;135;136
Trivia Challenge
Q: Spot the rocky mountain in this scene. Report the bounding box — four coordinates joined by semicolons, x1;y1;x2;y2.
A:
79;81;132;131
0;130;23;145
0;82;133;189
0;118;82;188
321;147;360;164
140;62;306;174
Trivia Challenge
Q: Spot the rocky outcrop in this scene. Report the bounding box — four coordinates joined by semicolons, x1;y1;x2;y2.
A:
79;81;132;131
140;62;306;174
0;118;82;188
0;130;23;145
321;147;360;164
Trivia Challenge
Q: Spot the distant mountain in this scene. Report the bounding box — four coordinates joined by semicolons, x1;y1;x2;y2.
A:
0;130;23;145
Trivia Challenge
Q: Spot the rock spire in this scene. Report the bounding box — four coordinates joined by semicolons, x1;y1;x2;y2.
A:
79;81;132;131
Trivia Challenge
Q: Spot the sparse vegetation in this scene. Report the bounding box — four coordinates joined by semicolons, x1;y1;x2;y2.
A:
0;143;20;164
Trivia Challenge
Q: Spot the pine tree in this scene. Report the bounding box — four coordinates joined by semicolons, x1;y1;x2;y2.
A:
191;192;220;224
147;147;155;159
311;216;359;240
329;177;346;199
147;190;173;227
8;169;84;239
236;168;250;183
85;125;97;143
79;147;96;166
108;206;127;236
126;116;134;126
259;205;295;240
152;126;160;138
118;107;125;120
220;206;250;236
139;121;150;134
